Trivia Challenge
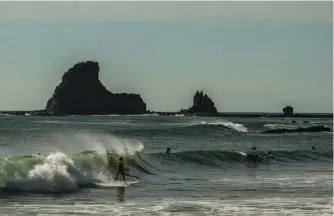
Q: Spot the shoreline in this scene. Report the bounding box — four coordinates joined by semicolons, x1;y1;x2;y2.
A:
0;110;332;118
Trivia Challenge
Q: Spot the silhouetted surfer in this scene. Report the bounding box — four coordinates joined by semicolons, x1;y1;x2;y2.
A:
264;150;273;158
115;157;126;183
166;148;171;154
312;146;316;150
247;147;273;162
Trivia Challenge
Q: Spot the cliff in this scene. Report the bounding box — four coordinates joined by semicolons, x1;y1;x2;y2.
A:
45;61;146;115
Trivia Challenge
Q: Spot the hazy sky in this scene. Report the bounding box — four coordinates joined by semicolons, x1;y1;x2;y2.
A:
0;1;332;113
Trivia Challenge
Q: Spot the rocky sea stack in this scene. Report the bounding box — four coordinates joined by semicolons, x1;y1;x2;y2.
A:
182;90;218;115
45;61;146;115
283;106;294;117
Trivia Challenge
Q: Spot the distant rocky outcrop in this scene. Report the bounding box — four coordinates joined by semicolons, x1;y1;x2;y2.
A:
181;91;218;115
262;125;331;134
45;61;146;115
283;106;294;117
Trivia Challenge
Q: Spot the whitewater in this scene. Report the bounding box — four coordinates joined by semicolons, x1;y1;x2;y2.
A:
0;115;332;215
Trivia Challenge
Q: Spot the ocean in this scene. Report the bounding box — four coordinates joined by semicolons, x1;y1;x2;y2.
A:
0;114;332;215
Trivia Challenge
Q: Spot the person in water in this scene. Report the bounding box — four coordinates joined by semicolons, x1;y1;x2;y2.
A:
265;150;273;158
115;156;126;182
166;147;171;154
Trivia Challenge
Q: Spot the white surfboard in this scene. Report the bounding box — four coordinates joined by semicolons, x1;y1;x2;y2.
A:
95;180;139;188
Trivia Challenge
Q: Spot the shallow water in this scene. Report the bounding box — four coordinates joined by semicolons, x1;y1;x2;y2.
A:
0;115;332;215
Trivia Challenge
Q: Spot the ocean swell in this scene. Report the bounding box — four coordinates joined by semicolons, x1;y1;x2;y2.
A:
0;148;331;193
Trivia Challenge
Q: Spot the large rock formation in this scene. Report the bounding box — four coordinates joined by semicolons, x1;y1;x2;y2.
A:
183;90;218;114
45;61;146;115
283;106;294;117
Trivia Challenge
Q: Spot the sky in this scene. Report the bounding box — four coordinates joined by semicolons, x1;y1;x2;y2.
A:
0;1;332;113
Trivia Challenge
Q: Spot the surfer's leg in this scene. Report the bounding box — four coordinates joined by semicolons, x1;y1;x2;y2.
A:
122;171;126;182
119;169;125;182
115;169;120;181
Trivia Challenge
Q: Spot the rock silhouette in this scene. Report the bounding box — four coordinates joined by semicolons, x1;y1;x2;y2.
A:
182;90;217;114
46;61;146;115
283;106;294;117
262;125;330;134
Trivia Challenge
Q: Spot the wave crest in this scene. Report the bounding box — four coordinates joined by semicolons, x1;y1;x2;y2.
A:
0;148;331;193
4;152;94;193
199;121;248;132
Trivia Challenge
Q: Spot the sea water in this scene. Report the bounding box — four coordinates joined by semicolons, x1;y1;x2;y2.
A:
0;115;332;215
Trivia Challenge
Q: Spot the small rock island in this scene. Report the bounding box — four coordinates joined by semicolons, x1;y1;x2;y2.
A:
45;61;146;115
283;106;294;117
180;90;218;115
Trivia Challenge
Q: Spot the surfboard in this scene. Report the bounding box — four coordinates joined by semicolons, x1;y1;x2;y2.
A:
94;180;139;188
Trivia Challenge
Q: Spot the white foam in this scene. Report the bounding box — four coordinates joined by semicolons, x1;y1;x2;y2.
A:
0;113;11;116
263;124;297;130
5;152;94;192
201;120;248;133
238;151;247;156
173;114;185;117
0;197;332;215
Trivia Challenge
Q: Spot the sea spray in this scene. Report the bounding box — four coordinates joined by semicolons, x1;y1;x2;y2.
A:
4;152;95;192
50;131;144;157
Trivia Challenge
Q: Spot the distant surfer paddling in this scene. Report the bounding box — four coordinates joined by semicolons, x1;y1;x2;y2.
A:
115;156;126;183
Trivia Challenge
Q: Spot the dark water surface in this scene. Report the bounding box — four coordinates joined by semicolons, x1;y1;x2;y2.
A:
0;115;332;215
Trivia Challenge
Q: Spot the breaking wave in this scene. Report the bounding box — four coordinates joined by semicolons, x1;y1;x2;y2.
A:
200;121;248;132
0;132;145;193
0;148;331;193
